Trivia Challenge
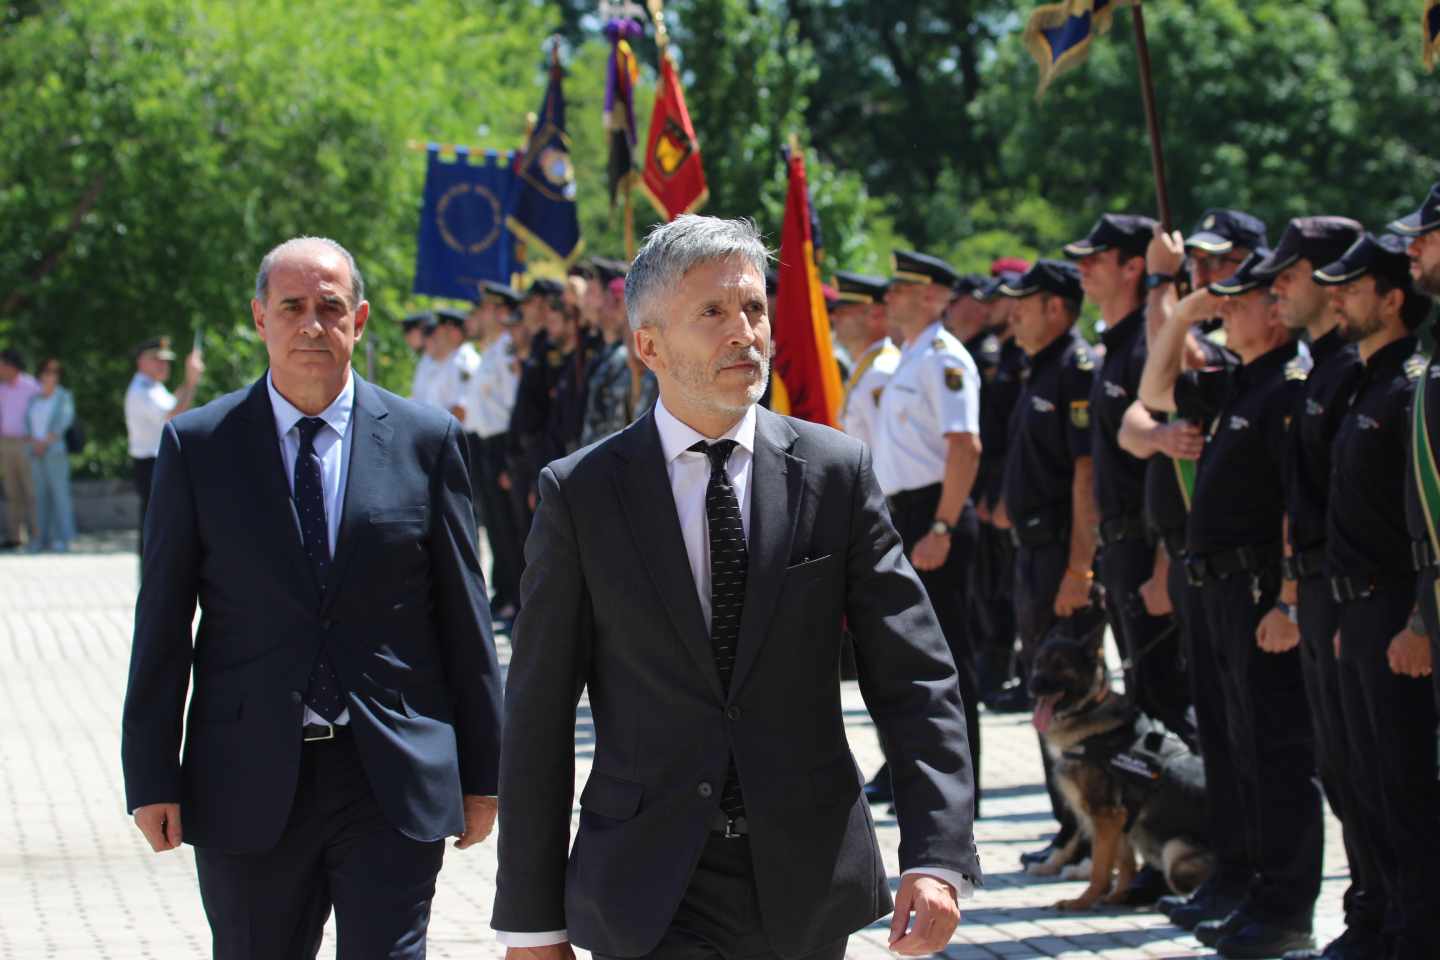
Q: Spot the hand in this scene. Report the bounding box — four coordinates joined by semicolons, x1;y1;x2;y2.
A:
992;498;1011;530
889;874;961;956
450;405;467;424
455;795;498;849
1147;226;1186;277
1053;571;1092;616
133;802;183;851
527;490;537;512
1388;628;1433;678
975;501;992;525
505;945;575;960
910;531;952;572
1256;608;1300;654
30;439;49;456
184;349;205;384
498;470;512;491
1153;421;1204;461
1139;573;1173;617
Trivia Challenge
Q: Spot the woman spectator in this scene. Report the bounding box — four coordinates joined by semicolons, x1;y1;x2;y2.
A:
24;358;76;552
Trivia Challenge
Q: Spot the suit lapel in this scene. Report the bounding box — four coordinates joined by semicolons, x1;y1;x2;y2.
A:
242;378;320;607
614;413;724;701
322;376;391;610
729;409;805;697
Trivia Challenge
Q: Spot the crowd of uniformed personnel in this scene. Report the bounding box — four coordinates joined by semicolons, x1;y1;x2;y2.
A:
404;181;1440;960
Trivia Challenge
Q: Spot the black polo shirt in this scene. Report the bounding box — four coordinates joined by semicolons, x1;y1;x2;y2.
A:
1180;340;1304;556
1002;329;1095;534
1090;308;1149;522
1285;329;1362;554
1328;336;1422;581
975;333;1029;508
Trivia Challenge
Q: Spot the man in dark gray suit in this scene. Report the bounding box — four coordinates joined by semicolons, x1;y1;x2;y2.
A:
493;216;981;960
121;237;504;959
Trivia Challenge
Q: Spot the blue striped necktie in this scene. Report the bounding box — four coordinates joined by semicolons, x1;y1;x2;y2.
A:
295;417;344;722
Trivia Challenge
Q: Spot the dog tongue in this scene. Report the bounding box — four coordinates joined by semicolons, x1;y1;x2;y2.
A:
1033;695;1056;734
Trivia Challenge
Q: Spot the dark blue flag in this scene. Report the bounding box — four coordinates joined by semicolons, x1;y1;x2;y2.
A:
413;147;517;299
508;56;583;265
1023;0;1136;97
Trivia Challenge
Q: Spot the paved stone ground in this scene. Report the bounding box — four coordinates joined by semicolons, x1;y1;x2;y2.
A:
0;536;1349;959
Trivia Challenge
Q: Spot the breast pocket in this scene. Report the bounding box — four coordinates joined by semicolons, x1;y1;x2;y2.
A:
369;506;428;546
784;554;836;589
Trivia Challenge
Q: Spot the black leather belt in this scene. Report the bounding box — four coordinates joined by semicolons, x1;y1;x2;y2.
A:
1098;514;1148;547
1331;571;1417;604
708;810;749;838
1010;515;1068;548
1185;543;1281;587
302;722;350;743
1282;545;1326;581
1412;539;1438;572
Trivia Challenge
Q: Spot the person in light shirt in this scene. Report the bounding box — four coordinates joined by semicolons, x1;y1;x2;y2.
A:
0;348;40;549
123;336;203;556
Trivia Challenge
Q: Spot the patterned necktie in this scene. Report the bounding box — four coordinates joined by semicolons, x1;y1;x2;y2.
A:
295;417;344;722
691;439;748;822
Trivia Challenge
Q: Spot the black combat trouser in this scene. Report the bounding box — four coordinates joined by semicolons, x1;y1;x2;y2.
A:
1171;545;1251;898
1336;581;1440;956
475;433;523;610
1196;566;1321;923
1420;567;1440;712
1298;575;1384;936
1096;532;1192;742
1013;537;1077;841
970;521;1018;700
887;484;980;816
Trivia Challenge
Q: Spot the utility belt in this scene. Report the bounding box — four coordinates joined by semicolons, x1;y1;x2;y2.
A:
1185;542;1281;587
1329;542;1438;603
1097;513;1148;548
1282;545;1327;582
1009;509;1069;548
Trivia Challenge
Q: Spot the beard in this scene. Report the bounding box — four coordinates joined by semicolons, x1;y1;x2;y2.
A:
1337;306;1384;343
667;344;770;416
1416;262;1440;298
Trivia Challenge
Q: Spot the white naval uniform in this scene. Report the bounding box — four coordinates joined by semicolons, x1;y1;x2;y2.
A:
124;373;176;459
870;320;980;496
839;338;900;449
463;332;521;439
409;353;441;407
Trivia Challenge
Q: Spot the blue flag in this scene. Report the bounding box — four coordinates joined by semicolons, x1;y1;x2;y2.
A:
413;147;517;299
508;57;583;265
1023;0;1137;97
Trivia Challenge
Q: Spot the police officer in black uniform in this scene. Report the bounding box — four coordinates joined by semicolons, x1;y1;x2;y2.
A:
993;260;1097;870
505;277;567;536
1311;233;1440;960
1140;245;1321;959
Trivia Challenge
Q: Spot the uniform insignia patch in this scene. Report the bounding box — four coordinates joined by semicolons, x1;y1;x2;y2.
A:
1203;214;1217;229
1031;396;1056;413
1075;351;1095;372
1229;415;1251;431
1104;380;1127;399
932;338;947;351
1305;399;1324;416
1070;400;1090;429
1357;414;1381;431
1284;357;1309;381
944;367;964;392
1405;354;1428;381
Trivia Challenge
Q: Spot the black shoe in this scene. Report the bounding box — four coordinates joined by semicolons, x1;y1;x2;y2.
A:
1282;926;1384;959
1157;893;1189;918
985;678;1032;713
1114;864;1168;907
862;765;892;805
1020;832;1073;867
1171;889;1245;932
1196;909;1253;948
1217;920;1314;959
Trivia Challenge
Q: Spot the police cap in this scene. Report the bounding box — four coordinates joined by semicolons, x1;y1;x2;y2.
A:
1186;208;1268;254
1389;182;1440;237
589;256;630;285
1253;216;1363;276
525;277;565;300
892;250;960;287
1063;213;1157;260
134;336;177;361
434;307;467;329
999;260;1084;305
1313;233;1413;289
973;273;1022;303
952;274;987;298
479;281;522;307
833;271;889;305
400;311;432;333
1208;250;1276;296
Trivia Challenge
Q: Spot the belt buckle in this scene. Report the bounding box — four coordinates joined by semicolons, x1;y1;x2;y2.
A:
722;817;742;839
1185;556;1206;588
303;723;335;742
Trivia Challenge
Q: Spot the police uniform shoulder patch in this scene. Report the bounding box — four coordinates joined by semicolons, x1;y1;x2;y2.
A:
932;337;947;351
1070;399;1090;429
1405;354;1428;382
944;367;964;392
1284;356;1308;382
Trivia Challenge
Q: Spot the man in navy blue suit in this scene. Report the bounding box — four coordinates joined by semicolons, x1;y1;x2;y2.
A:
121;236;504;959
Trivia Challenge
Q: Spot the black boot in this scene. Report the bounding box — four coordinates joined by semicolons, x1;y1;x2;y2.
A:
862;763;892;804
1196;908;1254;948
1217;919;1314;959
1113;864;1169;907
1170;883;1245;932
1282;926;1385;959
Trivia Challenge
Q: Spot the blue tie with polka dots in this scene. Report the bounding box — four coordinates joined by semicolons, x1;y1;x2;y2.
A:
295;417;344;722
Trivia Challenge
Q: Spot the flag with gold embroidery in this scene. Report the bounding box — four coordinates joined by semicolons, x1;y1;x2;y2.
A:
604;18;642;206
1024;0;1138;96
1425;0;1440;71
640;51;709;221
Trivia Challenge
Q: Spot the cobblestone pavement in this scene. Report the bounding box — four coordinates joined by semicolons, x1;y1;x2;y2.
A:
0;537;1348;959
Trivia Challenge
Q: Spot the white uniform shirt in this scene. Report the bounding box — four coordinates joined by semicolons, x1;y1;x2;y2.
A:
839;338;900;449
409;353;440;407
463;333;520;438
493;393;974;949
124;373;177;458
870;320;980;496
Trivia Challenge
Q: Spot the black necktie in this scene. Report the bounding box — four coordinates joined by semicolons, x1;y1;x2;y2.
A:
295;417;344;722
691;439;748;822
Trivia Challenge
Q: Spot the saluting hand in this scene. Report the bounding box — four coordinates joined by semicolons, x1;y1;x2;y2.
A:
1388;628;1433;678
1147;226;1186;277
889;874;961;956
455;795;498;849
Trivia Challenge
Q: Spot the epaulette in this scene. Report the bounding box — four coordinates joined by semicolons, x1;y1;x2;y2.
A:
1284;356;1309;382
1405;353;1428;382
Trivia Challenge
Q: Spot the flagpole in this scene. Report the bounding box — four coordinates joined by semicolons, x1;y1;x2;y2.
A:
1129;4;1172;231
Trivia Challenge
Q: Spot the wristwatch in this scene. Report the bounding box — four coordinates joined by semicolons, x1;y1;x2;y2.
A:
930;519;955;537
1145;273;1177;290
1274;601;1298;624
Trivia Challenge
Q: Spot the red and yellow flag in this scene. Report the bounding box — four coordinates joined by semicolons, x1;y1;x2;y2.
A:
640;52;709;221
771;146;843;427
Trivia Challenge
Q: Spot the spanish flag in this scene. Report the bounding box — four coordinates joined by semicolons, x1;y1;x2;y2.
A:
1024;0;1138;97
771;146;843;427
1425;0;1440;71
640;51;710;221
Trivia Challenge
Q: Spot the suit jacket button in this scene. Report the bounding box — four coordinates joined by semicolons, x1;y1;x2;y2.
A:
726;706;741;721
697;782;713;799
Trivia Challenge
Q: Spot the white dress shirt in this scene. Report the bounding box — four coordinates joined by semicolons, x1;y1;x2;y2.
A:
465;333;521;438
495;397;971;949
124;373;177;458
266;371;355;727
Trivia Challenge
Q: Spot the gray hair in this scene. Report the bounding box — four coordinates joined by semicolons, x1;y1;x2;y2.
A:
254;236;365;306
625;215;771;330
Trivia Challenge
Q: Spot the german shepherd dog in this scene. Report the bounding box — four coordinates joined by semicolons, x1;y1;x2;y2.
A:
1027;612;1213;911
